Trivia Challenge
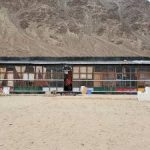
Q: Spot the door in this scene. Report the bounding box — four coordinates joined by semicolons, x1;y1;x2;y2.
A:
64;66;72;91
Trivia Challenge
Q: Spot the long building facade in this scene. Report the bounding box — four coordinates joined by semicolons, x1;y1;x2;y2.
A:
0;57;150;94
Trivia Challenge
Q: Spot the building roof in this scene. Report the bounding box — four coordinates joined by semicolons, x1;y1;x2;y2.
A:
0;57;150;65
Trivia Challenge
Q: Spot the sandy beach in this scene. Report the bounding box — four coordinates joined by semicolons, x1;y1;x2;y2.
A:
0;95;150;150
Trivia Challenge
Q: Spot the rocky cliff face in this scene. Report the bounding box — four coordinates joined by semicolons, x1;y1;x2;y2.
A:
0;0;150;57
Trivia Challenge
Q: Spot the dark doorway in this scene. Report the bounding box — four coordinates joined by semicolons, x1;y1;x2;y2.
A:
64;66;72;91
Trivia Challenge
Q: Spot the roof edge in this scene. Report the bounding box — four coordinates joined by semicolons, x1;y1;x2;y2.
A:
0;56;150;62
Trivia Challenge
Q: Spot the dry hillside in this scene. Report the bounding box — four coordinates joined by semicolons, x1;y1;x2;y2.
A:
0;0;150;57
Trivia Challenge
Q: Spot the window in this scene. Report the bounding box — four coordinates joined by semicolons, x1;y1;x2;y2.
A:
73;67;79;73
73;74;79;79
35;66;43;79
80;74;87;79
80;67;86;73
117;74;122;80
87;74;93;79
0;67;6;86
73;66;93;80
87;67;93;73
116;66;122;73
46;65;64;79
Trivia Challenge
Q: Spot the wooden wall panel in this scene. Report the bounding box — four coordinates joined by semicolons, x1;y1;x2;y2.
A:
94;73;103;87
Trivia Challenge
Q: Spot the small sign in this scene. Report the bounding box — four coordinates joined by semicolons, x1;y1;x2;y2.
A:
3;87;10;95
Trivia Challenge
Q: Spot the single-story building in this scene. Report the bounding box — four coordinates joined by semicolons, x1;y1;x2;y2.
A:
0;56;150;94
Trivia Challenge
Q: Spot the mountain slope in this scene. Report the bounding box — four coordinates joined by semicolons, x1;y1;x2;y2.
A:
0;0;150;57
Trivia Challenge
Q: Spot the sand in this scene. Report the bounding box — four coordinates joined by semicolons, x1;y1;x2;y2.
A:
0;95;150;150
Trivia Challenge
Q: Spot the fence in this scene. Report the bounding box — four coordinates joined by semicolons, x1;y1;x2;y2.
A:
0;79;150;94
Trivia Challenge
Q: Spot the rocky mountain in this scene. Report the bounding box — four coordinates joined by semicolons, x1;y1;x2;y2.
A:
0;0;150;57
